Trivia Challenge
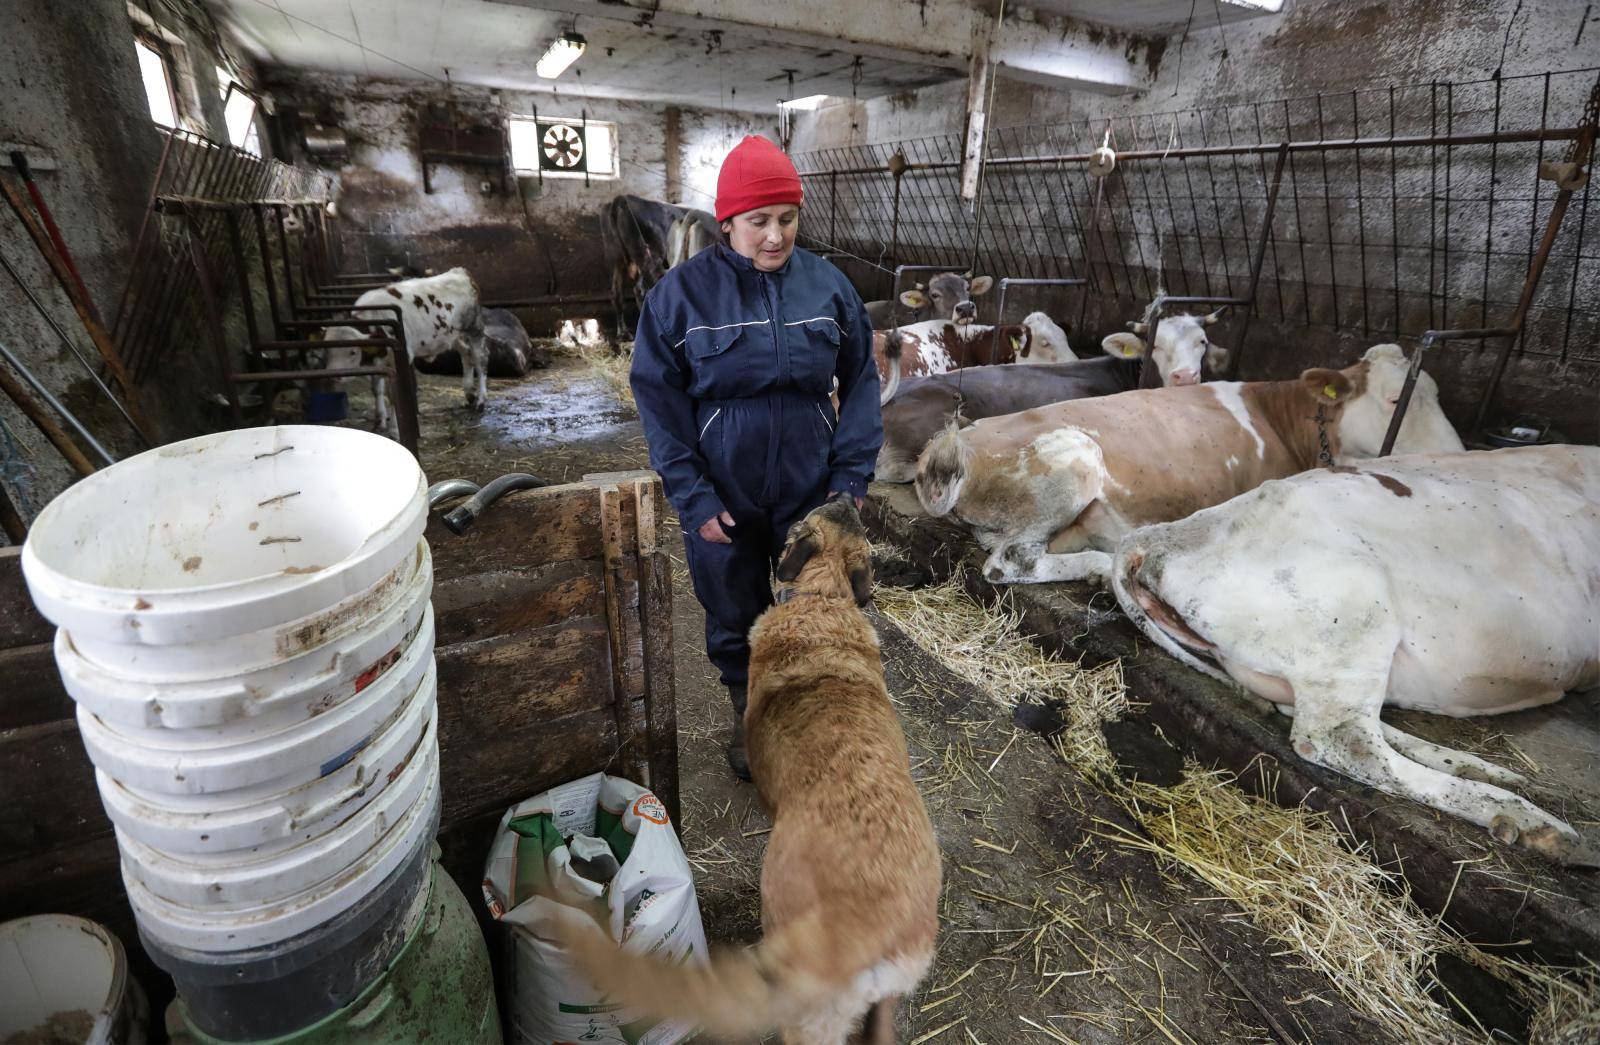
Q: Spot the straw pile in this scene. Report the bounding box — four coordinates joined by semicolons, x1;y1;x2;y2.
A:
873;571;1600;1044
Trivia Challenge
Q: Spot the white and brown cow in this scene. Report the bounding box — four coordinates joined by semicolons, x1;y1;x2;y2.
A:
322;267;489;434
1111;446;1599;865
1101;308;1230;388
915;344;1464;586
874;312;1073;403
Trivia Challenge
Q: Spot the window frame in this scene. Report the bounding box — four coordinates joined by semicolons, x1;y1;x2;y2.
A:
134;34;181;130
508;114;620;181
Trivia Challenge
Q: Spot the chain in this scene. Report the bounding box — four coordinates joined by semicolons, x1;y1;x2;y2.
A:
1314;404;1335;468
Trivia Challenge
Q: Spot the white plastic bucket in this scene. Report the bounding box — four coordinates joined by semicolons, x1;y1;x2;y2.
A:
55;542;433;728
96;680;436;855
63;538;429;687
21;426;426;648
76;620;434;796
118;723;438;907
0;915;147;1044
127;764;441;952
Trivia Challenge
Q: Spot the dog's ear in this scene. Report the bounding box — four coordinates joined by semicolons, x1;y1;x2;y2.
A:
776;530;819;582
849;563;873;606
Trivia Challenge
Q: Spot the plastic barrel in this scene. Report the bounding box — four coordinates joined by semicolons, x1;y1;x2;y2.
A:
0;915;149;1044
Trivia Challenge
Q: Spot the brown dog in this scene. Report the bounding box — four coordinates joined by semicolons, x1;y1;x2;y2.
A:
557;498;942;1044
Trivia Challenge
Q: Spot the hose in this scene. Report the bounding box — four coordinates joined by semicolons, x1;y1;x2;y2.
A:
441;473;550;535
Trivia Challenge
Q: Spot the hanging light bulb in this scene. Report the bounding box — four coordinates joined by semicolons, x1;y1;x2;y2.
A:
536;31;587;79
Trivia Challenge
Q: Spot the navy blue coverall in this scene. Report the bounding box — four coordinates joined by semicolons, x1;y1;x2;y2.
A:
630;243;883;688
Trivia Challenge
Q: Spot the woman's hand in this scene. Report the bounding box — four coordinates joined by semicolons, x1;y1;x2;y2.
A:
698;510;736;544
828;491;866;510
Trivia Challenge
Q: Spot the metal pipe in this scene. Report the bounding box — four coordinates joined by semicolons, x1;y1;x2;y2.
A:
441;473;551;534
0;247;146;444
231;366;392;382
796;126;1589;178
0;338;114;468
428;479;481;509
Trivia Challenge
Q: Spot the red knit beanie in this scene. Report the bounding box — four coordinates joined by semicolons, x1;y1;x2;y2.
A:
715;136;804;222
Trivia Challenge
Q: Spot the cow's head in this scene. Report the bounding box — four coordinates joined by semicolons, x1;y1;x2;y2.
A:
1100;308;1228;387
901;272;993;326
1018;312;1074;363
1304;343;1463;461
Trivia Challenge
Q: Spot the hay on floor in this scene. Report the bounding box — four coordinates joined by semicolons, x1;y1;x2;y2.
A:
874;571;1600;1044
577;342;635;408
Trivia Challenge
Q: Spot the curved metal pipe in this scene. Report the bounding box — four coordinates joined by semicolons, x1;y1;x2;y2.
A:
442;473;549;535
427;479;480;509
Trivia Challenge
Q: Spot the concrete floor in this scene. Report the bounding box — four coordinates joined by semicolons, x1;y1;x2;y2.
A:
405;355;1412;1044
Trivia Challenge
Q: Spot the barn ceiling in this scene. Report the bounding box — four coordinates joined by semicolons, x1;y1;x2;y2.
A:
209;0;947;111
210;0;1285;111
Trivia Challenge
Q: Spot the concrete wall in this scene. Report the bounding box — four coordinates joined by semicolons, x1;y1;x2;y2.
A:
0;0;260;536
265;73;777;325
791;0;1600;442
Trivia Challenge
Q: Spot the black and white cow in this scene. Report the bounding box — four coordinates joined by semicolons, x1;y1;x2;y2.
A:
602;195;720;339
322;267;489;434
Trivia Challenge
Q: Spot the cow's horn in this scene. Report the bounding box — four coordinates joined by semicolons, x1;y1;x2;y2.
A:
1128;321;1149;335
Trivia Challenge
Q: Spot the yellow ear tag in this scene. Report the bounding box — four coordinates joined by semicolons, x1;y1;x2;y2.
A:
1123;345;1138;357
1322;384;1338;399
1010;335;1021;350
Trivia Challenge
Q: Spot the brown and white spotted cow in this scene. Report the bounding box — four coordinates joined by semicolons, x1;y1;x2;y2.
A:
323;267;490;434
874;312;1074;404
915;344;1464;585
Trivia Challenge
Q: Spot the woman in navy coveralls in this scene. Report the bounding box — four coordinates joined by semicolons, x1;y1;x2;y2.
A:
629;135;883;780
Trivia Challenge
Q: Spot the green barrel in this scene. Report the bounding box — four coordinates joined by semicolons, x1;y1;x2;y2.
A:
167;860;500;1044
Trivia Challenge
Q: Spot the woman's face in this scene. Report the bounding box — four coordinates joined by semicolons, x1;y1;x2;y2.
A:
721;205;800;271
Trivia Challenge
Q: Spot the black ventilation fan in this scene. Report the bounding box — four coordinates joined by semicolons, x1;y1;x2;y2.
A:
538;123;586;171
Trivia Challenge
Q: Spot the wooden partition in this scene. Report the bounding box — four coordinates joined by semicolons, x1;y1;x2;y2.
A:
0;468;678;1015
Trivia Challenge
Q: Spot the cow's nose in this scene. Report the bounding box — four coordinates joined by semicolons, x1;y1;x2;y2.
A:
1170;369;1199;386
954;302;977;320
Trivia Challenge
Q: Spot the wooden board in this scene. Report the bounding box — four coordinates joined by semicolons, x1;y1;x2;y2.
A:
0;643;73;730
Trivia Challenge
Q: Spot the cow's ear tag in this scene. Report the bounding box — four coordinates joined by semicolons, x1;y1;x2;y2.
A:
1322;383;1339;399
1122;345;1138;358
1010;335;1021;350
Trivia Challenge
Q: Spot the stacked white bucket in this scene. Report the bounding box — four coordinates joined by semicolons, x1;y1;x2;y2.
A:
21;426;439;958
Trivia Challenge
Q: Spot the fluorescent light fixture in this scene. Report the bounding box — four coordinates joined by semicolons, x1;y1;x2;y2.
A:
536;32;587;79
780;95;832;111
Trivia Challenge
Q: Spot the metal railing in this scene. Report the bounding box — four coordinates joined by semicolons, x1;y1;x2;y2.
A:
795;68;1600;396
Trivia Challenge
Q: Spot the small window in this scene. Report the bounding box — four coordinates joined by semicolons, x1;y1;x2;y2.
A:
508;115;619;180
135;38;178;128
217;66;261;156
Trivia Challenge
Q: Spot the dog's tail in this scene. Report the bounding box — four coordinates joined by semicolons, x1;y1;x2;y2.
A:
555;910;842;1038
880;329;903;406
915;419;969;517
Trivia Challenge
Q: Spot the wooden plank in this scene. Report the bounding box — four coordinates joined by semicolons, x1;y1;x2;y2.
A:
0;643;73;730
597;483;646;787
434;616;618;826
0;719;112;854
430;559;603;647
0;546;54;649
425;480;635;579
637;484;681;825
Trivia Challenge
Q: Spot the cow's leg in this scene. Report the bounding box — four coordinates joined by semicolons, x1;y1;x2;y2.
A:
986;544;1113;586
1288;684;1595;865
459;337;488;411
373;373;392;437
1378;723;1529;788
1281;707;1528;787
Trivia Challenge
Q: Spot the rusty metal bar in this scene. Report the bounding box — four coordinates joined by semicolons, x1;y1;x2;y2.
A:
231;366;392;382
0;338;113;469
